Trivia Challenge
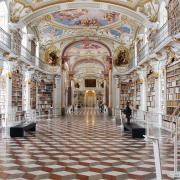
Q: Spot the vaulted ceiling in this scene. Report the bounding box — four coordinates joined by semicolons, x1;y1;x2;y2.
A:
9;0;162;81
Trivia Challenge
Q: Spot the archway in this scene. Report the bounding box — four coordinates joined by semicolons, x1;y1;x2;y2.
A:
84;90;96;107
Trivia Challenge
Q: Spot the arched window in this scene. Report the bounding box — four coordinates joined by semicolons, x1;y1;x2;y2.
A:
159;1;167;28
0;1;8;31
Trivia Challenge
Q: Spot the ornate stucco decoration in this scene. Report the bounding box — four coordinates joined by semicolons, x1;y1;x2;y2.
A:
113;45;130;67
165;46;178;65
10;2;32;23
44;45;60;66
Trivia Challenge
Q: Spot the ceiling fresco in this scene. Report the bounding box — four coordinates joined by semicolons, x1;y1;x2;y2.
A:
33;12;137;47
8;0;163;78
64;40;109;57
11;0;160;25
51;9;120;28
73;62;104;78
37;23;64;43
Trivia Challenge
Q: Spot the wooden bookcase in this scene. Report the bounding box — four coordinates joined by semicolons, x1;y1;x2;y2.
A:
127;81;135;108
166;61;180;115
120;83;129;109
135;80;141;110
37;81;53;115
146;77;155;111
12;71;23;117
31;81;36;109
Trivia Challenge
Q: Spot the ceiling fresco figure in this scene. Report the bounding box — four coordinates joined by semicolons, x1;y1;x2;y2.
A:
51;9;120;28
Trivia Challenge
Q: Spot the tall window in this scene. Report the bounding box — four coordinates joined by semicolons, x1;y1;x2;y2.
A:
0;1;8;31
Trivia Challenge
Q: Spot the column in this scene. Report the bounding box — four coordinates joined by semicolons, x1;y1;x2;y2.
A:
3;61;13;125
35;42;40;66
24;70;33;111
61;69;66;115
154;59;166;126
134;40;138;66
53;75;61;116
144;27;149;56
138;69;147;112
108;67;112;115
67;74;73;106
103;79;106;104
71;79;75;106
115;76;120;109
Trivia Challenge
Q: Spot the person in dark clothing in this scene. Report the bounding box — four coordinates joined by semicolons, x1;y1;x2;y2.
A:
123;102;132;124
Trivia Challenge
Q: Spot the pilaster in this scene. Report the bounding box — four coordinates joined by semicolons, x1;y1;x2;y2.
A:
24;70;34;111
53;75;61;115
137;67;147;112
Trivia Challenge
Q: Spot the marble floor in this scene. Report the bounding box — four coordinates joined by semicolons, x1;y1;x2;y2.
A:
0;108;179;180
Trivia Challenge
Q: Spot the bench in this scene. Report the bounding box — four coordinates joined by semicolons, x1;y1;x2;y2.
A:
10;122;36;137
123;122;145;138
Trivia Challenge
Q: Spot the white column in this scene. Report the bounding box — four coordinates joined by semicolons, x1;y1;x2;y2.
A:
71;79;74;105
154;61;165;126
3;61;13;125
103;79;106;104
134;40;138;66
138;70;147;112
53;75;61;115
115;77;120;109
61;70;65;115
141;80;147;112
24;71;33;111
35;42;40;66
144;27;149;56
109;69;112;108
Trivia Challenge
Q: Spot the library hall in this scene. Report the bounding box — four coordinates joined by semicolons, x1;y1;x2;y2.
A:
0;0;180;179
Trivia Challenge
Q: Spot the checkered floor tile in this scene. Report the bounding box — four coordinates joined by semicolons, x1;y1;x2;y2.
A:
0;108;179;179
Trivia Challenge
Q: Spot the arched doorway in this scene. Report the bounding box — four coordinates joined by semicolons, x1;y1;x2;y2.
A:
85;90;96;107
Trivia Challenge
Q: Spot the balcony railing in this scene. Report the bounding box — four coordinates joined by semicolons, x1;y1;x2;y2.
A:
137;43;149;63
0;27;11;50
153;22;169;49
21;45;35;66
137;18;180;64
0;18;179;73
0;28;58;74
